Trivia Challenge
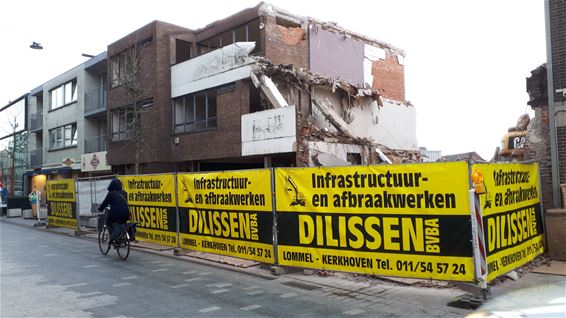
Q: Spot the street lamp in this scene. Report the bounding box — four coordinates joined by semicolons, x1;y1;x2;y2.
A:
30;41;43;50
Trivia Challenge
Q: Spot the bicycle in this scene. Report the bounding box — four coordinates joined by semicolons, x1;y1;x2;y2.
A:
97;210;131;260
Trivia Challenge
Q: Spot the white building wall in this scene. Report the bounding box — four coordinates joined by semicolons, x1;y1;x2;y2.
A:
311;87;417;150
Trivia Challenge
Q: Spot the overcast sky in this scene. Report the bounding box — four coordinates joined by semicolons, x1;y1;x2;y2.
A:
0;0;546;160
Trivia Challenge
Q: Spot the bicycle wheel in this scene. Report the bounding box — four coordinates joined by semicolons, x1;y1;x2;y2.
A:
98;226;111;255
116;232;130;260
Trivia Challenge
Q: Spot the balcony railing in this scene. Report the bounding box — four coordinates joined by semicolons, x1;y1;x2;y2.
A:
29;148;43;167
85;86;107;114
30;113;43;131
85;135;107;153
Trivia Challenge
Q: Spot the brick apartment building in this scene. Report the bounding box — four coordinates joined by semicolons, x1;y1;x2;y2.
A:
107;2;417;174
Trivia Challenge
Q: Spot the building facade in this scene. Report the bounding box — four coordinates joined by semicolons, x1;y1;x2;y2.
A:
24;52;110;196
109;2;417;174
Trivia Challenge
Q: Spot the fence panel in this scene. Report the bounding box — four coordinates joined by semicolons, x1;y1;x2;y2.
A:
274;162;475;281
177;169;274;264
471;162;544;282
77;178;112;217
46;179;78;230
119;174;178;247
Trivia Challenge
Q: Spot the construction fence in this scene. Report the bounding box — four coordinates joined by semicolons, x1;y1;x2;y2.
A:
44;161;544;285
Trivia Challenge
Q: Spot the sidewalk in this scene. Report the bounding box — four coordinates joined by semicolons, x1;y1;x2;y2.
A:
2;215;565;313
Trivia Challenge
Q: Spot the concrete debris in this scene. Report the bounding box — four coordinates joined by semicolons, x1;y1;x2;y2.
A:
252;57;419;167
252;57;383;106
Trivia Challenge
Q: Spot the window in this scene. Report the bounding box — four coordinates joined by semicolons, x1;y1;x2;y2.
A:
111;107;136;141
194;19;260;58
50;79;77;109
173;87;219;133
110;37;152;88
49;124;77;150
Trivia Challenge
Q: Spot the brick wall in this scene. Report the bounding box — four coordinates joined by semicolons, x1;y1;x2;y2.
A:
263;16;308;69
107;21;191;170
372;54;405;102
524;106;554;210
172;81;249;162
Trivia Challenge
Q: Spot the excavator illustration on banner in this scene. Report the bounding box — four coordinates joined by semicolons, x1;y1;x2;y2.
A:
286;176;306;206
472;169;492;209
180;177;194;204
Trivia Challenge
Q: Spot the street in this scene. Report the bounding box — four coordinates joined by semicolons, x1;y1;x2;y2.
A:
0;220;470;317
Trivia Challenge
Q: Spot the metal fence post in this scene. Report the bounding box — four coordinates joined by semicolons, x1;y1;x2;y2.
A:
271;167;278;266
174;172;181;250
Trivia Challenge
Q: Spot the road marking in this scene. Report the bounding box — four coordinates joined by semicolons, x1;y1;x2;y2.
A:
199;306;221;313
343;309;365;316
122;276;139;280
113;282;132;287
63;283;87;288
183;270;197;275
241;304;261;311
151;260;165;264
185;277;202;282
159;262;174;267
280;292;298;298
83;265;99;268
206;283;233;288
80;291;103;297
171;284;189;289
243;285;261;290
151;268;168;272
198;272;211;276
43;254;58;257
210;289;229;294
247;290;264;296
70;249;84;253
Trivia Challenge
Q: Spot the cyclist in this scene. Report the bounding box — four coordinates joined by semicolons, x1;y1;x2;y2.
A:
98;178;129;243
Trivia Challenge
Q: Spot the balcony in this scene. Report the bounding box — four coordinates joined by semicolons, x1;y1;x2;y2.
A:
85;135;107;153
29;148;43;168
30;113;43;131
84;86;107;116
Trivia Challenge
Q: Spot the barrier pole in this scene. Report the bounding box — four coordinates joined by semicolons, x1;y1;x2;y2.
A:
270;167;278;266
75;179;81;235
469;190;488;296
174;172;181;250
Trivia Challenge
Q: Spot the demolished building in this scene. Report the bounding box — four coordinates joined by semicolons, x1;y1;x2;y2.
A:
167;2;418;171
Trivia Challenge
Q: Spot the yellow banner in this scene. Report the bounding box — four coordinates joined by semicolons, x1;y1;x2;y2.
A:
278;246;474;281
119;174;178;247
275;162;470;215
46;179;76;202
180;233;274;263
486;235;544;282
472;163;540;216
134;228;178;248
48;216;77;230
177;170;274;263
472;163;544;282
177;170;272;211
119;174;176;207
275;163;474;281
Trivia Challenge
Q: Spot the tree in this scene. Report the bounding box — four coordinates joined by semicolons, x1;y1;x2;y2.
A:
4;118;27;196
110;37;155;175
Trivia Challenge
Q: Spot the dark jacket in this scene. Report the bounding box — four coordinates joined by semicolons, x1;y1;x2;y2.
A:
98;179;129;225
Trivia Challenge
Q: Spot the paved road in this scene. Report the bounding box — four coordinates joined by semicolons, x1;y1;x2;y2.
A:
1;221;467;317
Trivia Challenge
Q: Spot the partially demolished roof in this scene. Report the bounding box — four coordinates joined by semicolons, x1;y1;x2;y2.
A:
252;56;383;106
258;2;405;56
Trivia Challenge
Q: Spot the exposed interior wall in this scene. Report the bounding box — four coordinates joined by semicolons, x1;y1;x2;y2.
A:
263;15;308;69
309;26;364;86
307;141;367;166
310;87;417;150
309;25;405;102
